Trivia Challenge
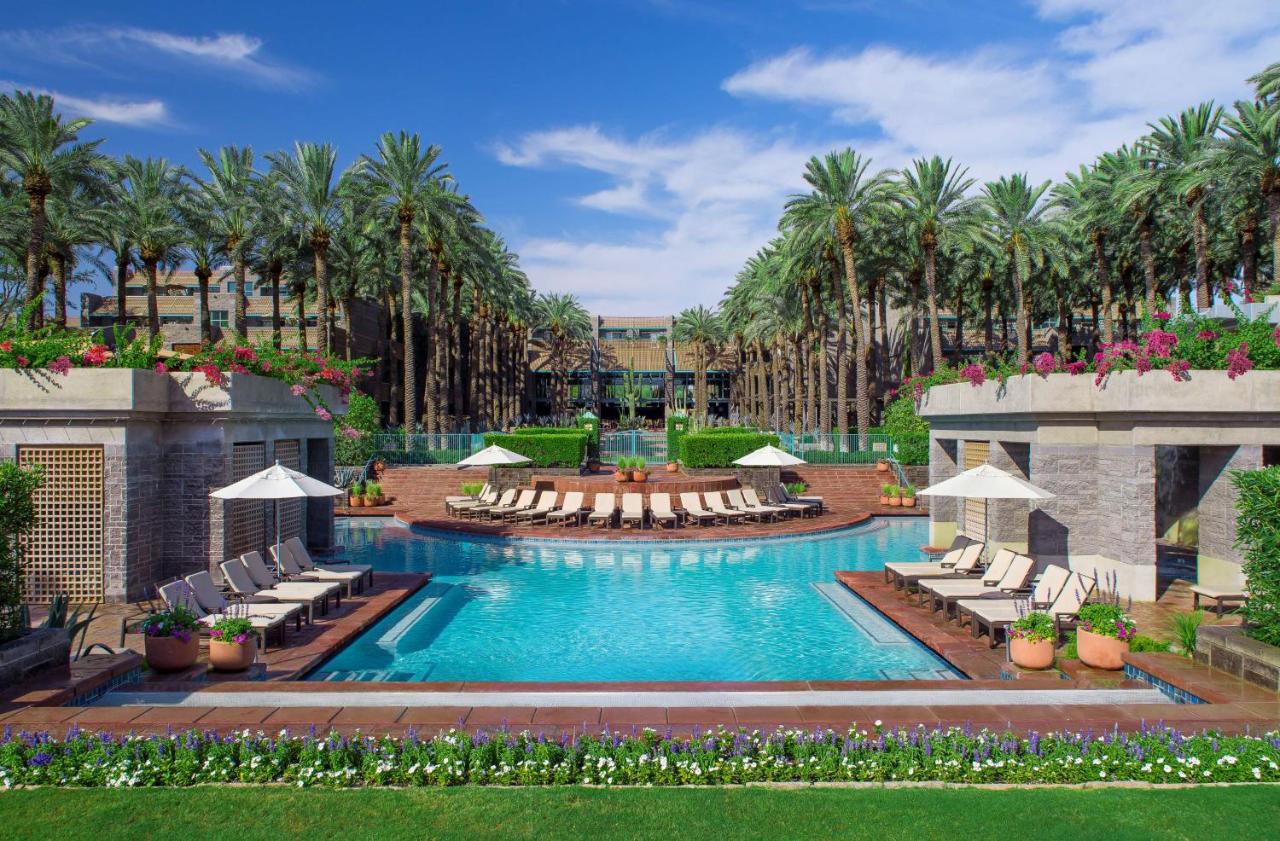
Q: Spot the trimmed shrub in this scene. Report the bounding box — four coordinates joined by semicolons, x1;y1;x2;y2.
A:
666;414;689;463
575;413;600;459
484;431;587;467
0;462;43;643
679;430;780;468
1231;466;1280;646
334;392;381;466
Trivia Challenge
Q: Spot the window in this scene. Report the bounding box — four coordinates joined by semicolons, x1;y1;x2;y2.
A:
211;310;229;327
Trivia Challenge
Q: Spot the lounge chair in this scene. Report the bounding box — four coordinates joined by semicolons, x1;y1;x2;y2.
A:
514;491;558;524
219;558;328;623
679;492;717;526
917;551;1035;616
1190;583;1249;616
762;485;813;517
184;571;304;630
447;486;496;516
955;569;1094;648
547;491;586;526
158;580;288;651
271;543;365;598
241;551;342;612
467;488;516;520
488;488;535;521
704;492;745;524
620;493;646;528
915;548;1015;605
649;493;680;529
776;483;823;513
742;487;787;520
883;541;984;590
445;483;490;504
587;493;616;527
283;536;373;587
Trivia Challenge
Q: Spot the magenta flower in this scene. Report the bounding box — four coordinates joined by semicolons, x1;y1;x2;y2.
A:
1153;311;1172;322
233;345;257;363
290;384;306;397
1143;329;1178;359
48;355;72;375
315;406;332;421
1197;330;1219;341
1065;361;1086;375
1226;343;1253;380
960;363;985;387
154;361;168;374
341;426;361;440
1166;359;1190;381
1135;355;1152;374
1032;352;1056;377
82;344;109;366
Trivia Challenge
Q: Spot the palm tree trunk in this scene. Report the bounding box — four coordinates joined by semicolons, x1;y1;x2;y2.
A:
952;281;964;364
1139;222;1157;315
386;289;401;428
1012;261;1029;368
233;250;248;338
312;240;330;355
924;243;944;367
196;268;213;345
772;344;787;431
398;215;416;442
791;338;804;433
1192;202;1210;310
144;259;160;338
982;277;994;356
1266;191;1280;295
819;324;831;435
294;280;308;352
115;256;129;330
836;233;870;436
270;263;282;348
450;278;464;428
1094;232;1113;343
23;189;49;329
1241;216;1259;297
52;254;67;328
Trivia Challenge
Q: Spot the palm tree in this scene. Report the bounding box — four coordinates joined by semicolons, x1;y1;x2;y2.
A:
782;149;892;435
894;156;983;367
534;292;591;420
267;143;354;355
42;187;99;328
982;174;1056;368
253;177;298;348
177;197;226;345
1053;163;1117;341
673;305;722;425
0;91;109;327
1218;100;1280;289
193;146;258;337
116;156;187;337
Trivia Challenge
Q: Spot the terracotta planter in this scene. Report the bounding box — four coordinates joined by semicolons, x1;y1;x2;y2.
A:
613;471;628;483
348;495;362;508
879;495;890;505
208;638;258;672
631;471;647;483
144;634;199;672
364;495;383;507
902;497;916;508
1077;629;1129;670
888;496;902;507
666;462;680;473
1010;637;1055;670
876;460;889;472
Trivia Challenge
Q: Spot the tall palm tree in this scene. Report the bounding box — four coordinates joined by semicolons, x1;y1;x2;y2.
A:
253;177;298;348
534;292;591;420
673;305;722;425
1218;100;1280;289
116;156;187;337
1053;163;1117;341
894;156;983;368
782;149;891;435
177;197;226;345
267;143;354;355
983;174;1056;368
193;146;258;337
0;91;109;327
359;132;449;437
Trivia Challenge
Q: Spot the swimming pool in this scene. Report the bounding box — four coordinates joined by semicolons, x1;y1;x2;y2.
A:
311;519;959;682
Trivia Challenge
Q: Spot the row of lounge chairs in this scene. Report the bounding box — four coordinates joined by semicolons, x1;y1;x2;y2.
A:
445;484;824;528
157;537;379;652
885;538;1097;648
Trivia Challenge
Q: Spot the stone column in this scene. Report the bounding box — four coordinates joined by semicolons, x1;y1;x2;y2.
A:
306;437;335;551
987;441;1031;554
1198;444;1261;587
927;436;959;546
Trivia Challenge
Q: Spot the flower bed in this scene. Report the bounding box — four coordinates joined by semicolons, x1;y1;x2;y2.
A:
2;724;1277;788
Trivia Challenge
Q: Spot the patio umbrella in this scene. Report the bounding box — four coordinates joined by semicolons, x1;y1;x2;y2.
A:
455;444;532;467
210;461;343;574
733;444;806;467
916;464;1054;549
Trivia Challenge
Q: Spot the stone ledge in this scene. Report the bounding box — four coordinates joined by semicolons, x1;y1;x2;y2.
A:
0;628;70;688
1195;625;1280;693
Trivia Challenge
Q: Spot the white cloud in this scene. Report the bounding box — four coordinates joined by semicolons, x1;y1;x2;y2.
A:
0;80;169;127
0;26;312;89
502;1;1279;311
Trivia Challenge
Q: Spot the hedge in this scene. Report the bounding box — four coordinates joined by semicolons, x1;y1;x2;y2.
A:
334;393;381;466
679;430;780;468
1;725;1277;787
1231;466;1280;646
484;431;587;467
575;413;601;460
666;414;689;463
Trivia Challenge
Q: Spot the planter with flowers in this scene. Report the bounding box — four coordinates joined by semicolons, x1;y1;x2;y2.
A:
901;485;917;508
1008;611;1056;670
140;603;201;672
631;457;648;483
348;479;365;508
207;616;258;672
1075;603;1137;670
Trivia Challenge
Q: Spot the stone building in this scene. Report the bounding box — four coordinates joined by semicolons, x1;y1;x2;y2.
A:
918;371;1271;601
0;369;342;603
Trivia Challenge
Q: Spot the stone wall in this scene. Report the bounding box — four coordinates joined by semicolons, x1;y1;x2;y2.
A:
927;437;960;546
1195;625;1280;693
1198;445;1262;585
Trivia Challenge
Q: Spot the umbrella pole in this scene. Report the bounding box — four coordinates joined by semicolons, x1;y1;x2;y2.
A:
274;500;282;577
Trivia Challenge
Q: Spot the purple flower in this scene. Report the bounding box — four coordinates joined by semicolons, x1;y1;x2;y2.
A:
29;751;52;767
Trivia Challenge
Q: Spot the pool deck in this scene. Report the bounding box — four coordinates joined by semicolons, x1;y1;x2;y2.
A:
4;524;1277;739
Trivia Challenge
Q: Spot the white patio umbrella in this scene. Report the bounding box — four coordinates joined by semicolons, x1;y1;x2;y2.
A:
733;444;806;467
916;464;1054;550
455;444;532;467
210;461;343;573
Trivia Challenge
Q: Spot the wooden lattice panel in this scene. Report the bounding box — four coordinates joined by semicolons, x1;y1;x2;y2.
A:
963;440;990;540
274;440;303;545
17;446;104;603
228;443;266;559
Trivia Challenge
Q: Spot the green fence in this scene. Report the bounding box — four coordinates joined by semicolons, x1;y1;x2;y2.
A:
600;431;668;463
371;433;485;465
777;433;897;465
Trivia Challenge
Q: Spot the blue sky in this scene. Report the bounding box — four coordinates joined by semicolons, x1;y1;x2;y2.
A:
4;1;1279;313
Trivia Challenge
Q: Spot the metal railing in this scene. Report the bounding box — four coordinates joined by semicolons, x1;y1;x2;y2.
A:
371;433;485;465
776;433;896;465
600;431;668;463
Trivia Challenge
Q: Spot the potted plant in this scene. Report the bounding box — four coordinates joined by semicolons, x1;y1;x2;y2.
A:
140;602;201;672
348;479;365;508
901;485;917;508
1075;603;1137;670
876;459;889;473
207;615;258;672
666;459;680;473
631;457;648;483
614;458;630;483
1008;611;1056;670
879;483;892;505
886;484;901;507
364;481;383;506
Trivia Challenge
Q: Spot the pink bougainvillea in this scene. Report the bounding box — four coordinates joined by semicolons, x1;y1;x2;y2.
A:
82;344;109;366
1226;343;1254;380
960;363;986;387
1166;359;1190;381
1065;360;1087;375
1153;311;1172;322
48;356;72;375
196;362;226;388
1197;330;1220;341
154;361;168;374
340;426;361;439
1032;352;1056;376
1144;329;1178;359
314;406;332;421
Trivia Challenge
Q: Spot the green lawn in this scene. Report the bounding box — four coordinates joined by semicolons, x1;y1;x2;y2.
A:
1;786;1277;840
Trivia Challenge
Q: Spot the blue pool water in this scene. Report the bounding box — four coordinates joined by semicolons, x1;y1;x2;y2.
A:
311;519;959;682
